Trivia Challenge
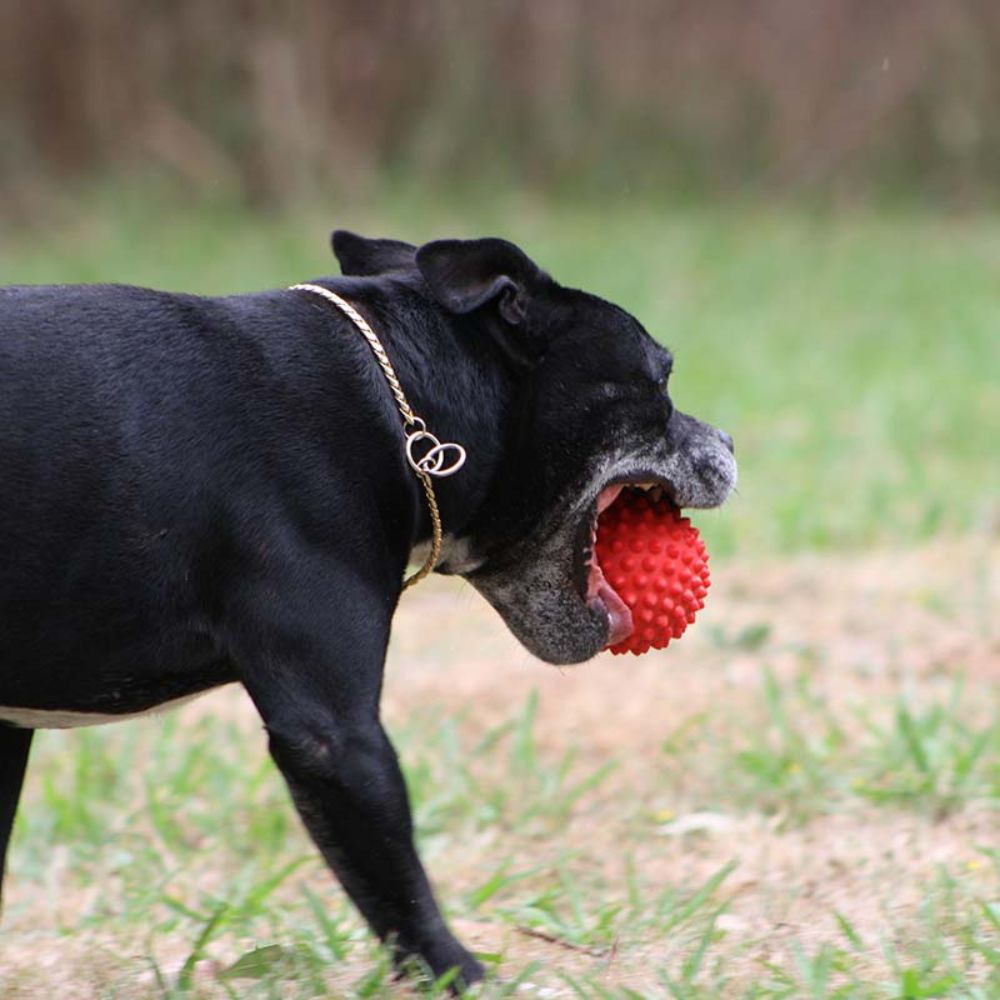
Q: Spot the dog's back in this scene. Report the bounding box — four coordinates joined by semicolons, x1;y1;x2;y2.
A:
0;285;247;713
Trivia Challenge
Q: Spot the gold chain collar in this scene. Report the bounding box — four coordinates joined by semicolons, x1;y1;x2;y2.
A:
290;283;467;588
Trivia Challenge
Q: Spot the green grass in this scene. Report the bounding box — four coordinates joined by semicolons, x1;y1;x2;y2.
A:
664;666;1000;823
1;186;997;557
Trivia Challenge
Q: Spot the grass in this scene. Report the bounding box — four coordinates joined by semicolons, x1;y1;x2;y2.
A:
1;190;998;996
707;670;999;822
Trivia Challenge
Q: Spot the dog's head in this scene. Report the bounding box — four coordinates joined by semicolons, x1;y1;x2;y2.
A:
333;231;736;665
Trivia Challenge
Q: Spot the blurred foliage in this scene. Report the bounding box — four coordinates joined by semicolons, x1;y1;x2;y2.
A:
2;0;1000;216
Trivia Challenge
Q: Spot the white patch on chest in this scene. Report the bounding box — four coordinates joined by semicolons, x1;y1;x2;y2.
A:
0;691;210;730
410;534;484;576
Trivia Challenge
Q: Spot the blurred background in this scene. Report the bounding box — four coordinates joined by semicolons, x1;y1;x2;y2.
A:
3;0;1000;209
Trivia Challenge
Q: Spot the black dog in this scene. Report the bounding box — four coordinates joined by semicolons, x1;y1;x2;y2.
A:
0;232;735;987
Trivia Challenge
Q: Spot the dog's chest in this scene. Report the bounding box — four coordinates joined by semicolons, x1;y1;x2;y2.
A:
413;535;484;575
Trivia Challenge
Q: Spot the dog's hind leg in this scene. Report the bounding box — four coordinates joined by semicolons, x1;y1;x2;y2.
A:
0;725;32;906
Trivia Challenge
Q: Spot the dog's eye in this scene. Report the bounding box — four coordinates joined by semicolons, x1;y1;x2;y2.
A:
655;373;674;418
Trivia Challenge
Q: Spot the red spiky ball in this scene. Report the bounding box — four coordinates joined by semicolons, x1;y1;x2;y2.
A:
595;489;710;655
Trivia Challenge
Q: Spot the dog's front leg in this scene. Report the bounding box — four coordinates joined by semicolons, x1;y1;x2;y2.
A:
268;714;481;986
233;555;483;990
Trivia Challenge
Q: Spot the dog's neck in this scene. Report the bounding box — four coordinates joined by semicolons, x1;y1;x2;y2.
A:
302;275;515;572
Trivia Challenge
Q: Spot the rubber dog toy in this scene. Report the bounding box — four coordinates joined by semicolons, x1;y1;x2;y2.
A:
595;488;710;655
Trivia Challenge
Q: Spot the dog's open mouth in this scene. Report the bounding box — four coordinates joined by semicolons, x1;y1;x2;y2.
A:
576;481;676;647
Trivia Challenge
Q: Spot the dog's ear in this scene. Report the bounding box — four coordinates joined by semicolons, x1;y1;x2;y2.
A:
415;238;540;326
331;230;418;276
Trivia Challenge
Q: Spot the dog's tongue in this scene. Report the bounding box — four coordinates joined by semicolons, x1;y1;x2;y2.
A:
588;575;633;645
586;505;634;645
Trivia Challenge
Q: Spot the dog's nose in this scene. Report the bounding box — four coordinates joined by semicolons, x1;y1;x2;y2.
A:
717;429;734;454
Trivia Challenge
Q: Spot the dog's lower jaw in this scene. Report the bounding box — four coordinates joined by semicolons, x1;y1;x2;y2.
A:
467;565;611;665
